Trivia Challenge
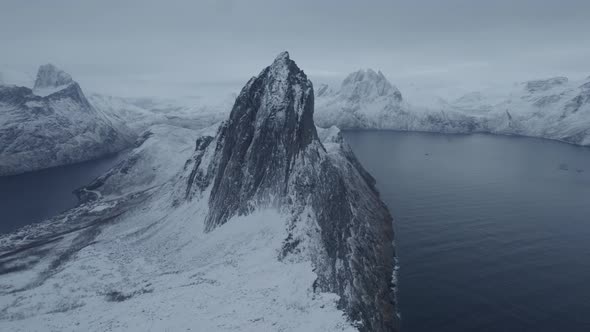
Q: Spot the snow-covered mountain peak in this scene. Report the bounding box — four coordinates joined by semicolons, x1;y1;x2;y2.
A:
314;69;407;129
204;51;317;230
33;63;74;96
524;76;568;93
273;50;290;62
340;69;402;102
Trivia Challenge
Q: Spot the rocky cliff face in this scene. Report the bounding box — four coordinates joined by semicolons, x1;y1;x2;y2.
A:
199;52;317;230
184;52;398;331
0;64;134;176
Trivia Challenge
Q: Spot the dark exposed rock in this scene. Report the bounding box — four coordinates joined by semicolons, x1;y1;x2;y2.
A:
204;51;318;230
185;135;215;199
564;82;590;115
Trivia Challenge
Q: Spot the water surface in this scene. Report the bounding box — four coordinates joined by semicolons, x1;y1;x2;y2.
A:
0;154;124;234
343;131;590;332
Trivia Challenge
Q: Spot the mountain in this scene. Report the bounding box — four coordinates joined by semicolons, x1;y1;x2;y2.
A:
0;64;135;176
315;69;408;129
315;71;590;146
449;76;590;144
0;53;398;331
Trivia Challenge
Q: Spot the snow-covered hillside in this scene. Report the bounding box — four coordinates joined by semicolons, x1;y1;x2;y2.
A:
315;70;590;146
0;64;135;176
88;93;236;134
0;53;398;332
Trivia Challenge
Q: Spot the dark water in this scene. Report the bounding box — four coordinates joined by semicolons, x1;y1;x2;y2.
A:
343;131;590;332
0;154;124;234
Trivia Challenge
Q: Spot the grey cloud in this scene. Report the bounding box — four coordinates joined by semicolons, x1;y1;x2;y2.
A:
1;0;589;97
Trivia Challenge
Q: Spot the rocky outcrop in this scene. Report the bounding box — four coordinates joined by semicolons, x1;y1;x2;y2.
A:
184;52;398;331
0;64;134;176
33;64;74;90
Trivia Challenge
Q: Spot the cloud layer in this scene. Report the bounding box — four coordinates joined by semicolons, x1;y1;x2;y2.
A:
2;0;589;98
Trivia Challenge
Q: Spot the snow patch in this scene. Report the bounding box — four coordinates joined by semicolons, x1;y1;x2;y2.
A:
0;205;356;331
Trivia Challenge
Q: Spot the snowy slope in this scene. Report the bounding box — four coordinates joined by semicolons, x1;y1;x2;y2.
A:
0;53;398;332
0;64;135;176
89;93;235;134
315;71;590;146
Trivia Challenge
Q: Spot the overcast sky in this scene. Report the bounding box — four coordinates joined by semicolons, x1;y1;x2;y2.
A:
2;0;589;98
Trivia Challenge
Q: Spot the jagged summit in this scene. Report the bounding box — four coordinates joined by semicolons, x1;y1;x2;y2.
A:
314;68;406;129
341;69;402;102
204;50;317;230
273;50;290;62
33;63;73;90
342;68;382;85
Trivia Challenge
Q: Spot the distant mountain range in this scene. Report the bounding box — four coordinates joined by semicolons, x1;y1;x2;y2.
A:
315;69;590;146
